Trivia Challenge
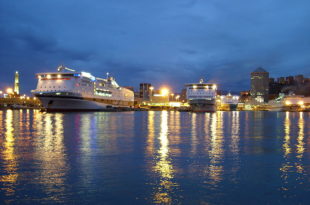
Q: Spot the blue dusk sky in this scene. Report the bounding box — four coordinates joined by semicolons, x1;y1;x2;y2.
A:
0;0;310;94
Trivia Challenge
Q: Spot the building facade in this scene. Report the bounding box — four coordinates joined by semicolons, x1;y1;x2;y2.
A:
250;67;269;102
139;83;152;101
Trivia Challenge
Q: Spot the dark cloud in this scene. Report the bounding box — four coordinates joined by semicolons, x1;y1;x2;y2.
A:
0;0;310;94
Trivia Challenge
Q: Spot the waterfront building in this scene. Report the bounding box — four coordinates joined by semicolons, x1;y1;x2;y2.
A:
250;67;269;103
179;88;187;102
278;77;285;84
286;76;294;85
269;74;310;97
139;87;172;109
139;83;152;101
295;75;304;84
14;71;20;95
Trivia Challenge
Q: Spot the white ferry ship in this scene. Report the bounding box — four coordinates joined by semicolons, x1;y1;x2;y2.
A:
219;93;239;111
268;94;310;112
32;65;134;111
186;79;217;112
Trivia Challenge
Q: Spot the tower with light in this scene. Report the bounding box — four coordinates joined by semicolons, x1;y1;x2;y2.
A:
14;71;20;95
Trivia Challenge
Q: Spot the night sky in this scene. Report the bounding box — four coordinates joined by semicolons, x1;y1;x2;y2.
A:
1;0;310;94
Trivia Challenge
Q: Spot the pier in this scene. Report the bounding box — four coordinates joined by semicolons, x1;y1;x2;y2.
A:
0;96;41;109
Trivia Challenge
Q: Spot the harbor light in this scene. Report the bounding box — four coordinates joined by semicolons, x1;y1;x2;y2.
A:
212;85;217;90
160;88;169;96
298;101;304;106
47;74;51;79
233;96;239;100
285;101;292;106
57;74;62;78
6;88;13;94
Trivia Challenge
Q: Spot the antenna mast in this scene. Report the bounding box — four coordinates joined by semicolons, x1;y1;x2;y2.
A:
57;65;76;72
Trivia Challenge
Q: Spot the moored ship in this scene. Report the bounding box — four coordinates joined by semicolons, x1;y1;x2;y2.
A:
186;79;217;112
219;93;239;111
31;65;134;111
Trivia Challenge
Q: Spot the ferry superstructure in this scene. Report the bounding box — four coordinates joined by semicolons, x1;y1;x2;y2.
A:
219;93;239;111
31;65;134;111
186;79;217;112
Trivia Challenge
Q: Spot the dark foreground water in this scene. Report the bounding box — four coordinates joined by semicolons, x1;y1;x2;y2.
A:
0;110;309;204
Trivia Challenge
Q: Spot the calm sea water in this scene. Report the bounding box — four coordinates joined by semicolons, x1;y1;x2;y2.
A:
0;110;309;204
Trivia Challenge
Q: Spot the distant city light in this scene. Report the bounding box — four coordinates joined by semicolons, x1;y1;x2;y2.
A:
6;88;13;94
160;88;169;96
47;74;51;79
298;101;304;106
169;102;181;107
285;101;292;105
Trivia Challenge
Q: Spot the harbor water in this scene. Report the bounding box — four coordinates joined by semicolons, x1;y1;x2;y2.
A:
0;110;309;204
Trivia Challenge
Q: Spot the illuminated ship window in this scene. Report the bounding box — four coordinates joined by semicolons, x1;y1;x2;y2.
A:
95;89;112;97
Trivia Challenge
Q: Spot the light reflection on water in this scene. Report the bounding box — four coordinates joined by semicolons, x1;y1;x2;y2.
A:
0;110;18;196
153;111;176;204
280;112;307;193
34;113;68;201
208;112;224;184
0;110;309;204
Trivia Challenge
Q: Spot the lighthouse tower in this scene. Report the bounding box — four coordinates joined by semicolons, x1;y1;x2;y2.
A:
14;71;20;95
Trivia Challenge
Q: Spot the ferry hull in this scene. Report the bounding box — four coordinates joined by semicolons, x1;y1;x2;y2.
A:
36;96;132;111
189;99;216;112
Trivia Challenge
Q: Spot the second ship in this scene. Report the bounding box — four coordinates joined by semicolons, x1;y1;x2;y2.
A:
32;65;134;111
186;79;218;112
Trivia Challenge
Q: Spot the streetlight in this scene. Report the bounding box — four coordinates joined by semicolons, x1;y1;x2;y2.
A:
285;101;291;106
170;93;174;101
298;101;304;106
149;86;154;101
160;88;169;96
6;88;13;94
